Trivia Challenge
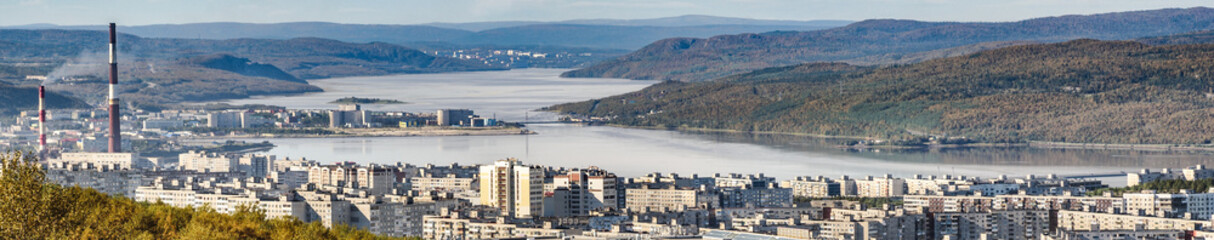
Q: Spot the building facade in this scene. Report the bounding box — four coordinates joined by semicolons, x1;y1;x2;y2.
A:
478;158;544;218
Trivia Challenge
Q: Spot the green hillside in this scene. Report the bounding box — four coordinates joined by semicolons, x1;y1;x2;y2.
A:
549;40;1214;144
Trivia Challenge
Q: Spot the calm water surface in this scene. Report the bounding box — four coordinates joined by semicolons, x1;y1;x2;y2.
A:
213;69;1214;181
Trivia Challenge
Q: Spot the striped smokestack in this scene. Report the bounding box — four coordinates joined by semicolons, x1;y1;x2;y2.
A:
38;85;45;154
108;23;121;153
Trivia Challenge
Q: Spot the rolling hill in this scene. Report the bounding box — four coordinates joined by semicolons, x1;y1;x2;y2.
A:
0;29;499;108
451;24;839;50
548;39;1214;145
563;7;1214;81
1138;30;1214;45
425;15;849;31
5;16;850;50
0;82;88;115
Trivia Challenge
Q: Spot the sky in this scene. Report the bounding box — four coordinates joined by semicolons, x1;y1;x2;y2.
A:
1;0;1211;26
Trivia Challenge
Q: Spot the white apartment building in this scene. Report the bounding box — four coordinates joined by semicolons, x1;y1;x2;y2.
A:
479;158;544;219
410;174;477;193
179;151;235;173
625;185;719;212
781;176;840;198
1124;190;1214;220
714;173;775;188
54;152;146;169
308;164;396;195
855;175;906;197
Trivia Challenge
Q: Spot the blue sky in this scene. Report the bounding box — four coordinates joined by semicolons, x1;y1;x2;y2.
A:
3;0;1211;26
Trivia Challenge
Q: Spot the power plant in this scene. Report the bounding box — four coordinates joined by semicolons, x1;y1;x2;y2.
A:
107;23;121;153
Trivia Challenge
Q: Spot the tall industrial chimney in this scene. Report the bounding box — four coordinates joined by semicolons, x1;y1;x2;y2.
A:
108;23;121;153
38;85;46;155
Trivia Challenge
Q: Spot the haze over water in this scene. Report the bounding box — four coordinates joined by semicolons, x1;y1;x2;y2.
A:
215;69;1214;182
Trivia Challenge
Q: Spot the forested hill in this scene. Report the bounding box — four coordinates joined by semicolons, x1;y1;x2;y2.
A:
1138;30;1214;45
562;7;1214;82
548;39;1214;144
0;29;500;108
0;29;500;79
0;82;88;115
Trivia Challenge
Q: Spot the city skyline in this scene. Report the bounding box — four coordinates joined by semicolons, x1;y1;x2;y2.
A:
2;0;1210;26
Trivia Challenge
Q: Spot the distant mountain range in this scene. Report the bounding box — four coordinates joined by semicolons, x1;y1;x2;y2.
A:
0;29;500;108
563;7;1214;81
4;16;851;50
423;15;850;31
548;39;1214;144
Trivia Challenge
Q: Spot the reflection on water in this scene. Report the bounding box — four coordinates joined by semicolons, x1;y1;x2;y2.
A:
218;68;656;121
689;131;1214;169
248;124;1213;180
213;69;1214;179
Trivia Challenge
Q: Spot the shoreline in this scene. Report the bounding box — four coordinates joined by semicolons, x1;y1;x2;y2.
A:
182;127;535;140
1028;141;1214;152
598;123;1214;152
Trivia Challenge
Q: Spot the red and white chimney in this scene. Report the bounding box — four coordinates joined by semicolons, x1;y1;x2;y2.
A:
38;85;46;154
107;23;121;153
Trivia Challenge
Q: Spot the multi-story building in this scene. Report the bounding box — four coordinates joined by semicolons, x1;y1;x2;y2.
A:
1054;210;1210;232
904;175;974;196
237;153;273;178
44;162;142;197
781;176;840;198
718;184;793;208
53;152;147;169
1048;230;1189;240
794;215;925;240
77;136;132;152
626;172;710;189
207;111;270;128
1124;190;1214;220
270;157;316;172
716;207;817;233
1184;165;1214;182
931;210;1051;240
905;195;1124;214
330;104;371;128
714;173;775;188
410;173;477;193
629;211;709;236
479;158;544;218
179;151;235;173
422;206;580;240
436;109;475;126
855;175;906;197
1127;165;1214;187
625;184;719;212
269;166;310;190
307;164;397;195
545;167;619;216
142;119;184;130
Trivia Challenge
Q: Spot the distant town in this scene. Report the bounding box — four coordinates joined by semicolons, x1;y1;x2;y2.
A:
421;47;621;69
0;102;523;158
